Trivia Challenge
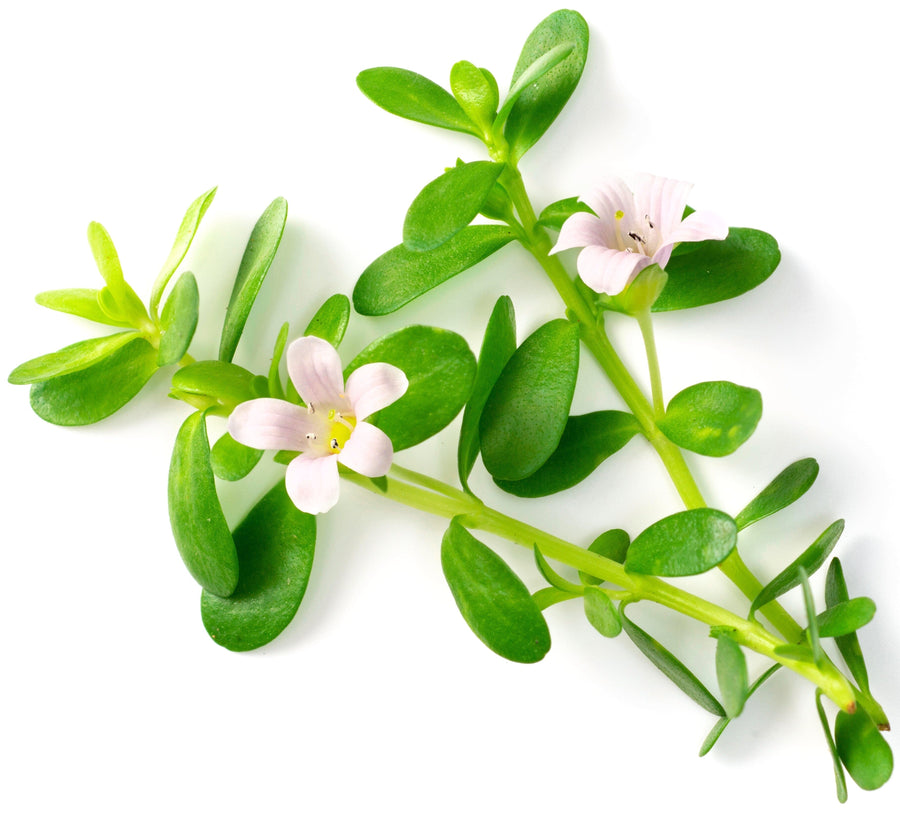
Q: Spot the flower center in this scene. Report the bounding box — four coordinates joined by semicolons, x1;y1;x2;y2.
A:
326;409;356;453
614;210;655;255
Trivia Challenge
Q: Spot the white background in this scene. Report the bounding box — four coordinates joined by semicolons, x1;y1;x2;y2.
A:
2;1;898;814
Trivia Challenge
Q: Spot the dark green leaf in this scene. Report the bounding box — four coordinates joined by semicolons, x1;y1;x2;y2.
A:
303;293;350;348
625;509;737;577
157;271;199;366
495;42;575;133
403;161;504;252
357;67;482;137
219;197;288;363
168;411;239;597
441;518;551;663
354;225;516;316
735;458;819;531
700;664;780;756
816;597;876;638
10;332;141;384
826;558;871;692
345;325;476;451
210;432;264;482
658;381;762;457
536;196;594;230
579;529;630;586
171;360;265;410
835;709;893;791
504;10;589;162
815;691;849;803
653;228;780;312
458;296;517;491
35;288;130;327
583;587;621;637
86;221;148;325
798;566;823;664
716;634;749;718
201;481;315;651
480;319;579;481
28;337;157;425
495;410;640;497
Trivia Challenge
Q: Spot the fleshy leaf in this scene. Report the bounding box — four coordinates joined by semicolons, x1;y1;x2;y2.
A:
168;411;239;597
210;432;264;482
494;42;575;133
716;634;749;718
815;597;876;638
825;558;871;692
449;61;498;134
815;691;849;803
583;587;622;638
579;529;630;586
625;509;737;577
354;225;516;316
219;197;288;363
835;709;893;791
700;665;780;756
798;566;823;664
171;360;266;411
267;322;290;400
86;221;148;325
480;319;579;481
657;381;762;457
537;197;594;230
35;288;130;327
735;458;819;531
441;518;551;663
201;481;315;651
303;293;350;349
533;546;583;595
157;271;199;366
10;332;141;384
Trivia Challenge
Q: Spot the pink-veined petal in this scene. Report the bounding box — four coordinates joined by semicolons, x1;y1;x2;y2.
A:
228;398;317;452
581;177;638;226
345;363;409;421
635;174;693;239
286;336;349;413
665;209;729;246
338;421;394;477
577;245;650;296
285;453;340;514
550;212;610;254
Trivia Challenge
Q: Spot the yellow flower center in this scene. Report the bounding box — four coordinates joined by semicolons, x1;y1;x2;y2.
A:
326;408;356;453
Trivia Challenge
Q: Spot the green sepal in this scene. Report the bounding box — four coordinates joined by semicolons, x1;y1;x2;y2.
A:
86;221;149;326
815;691;849;803
825;558;871;692
201;481;315;651
168;411;239;597
835;708;893;791
579;529;630;586
735;458;819;531
219;197;288;363
583;587;622;638
700;664;780;756
657;381;762;458
441;518;551;663
35;288;131;327
171;360;267;412
210;432;264;482
716;634;749;719
449;61;498;134
10;331;142;385
537;197;593;231
157;271;199;366
303;293;350;349
354;225;516;316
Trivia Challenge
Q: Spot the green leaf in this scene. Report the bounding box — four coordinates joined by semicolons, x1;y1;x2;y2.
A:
267;322;290;400
35;288;130;327
403;161;505;252
354;225;516;316
658;381;762;457
798;566;823;664
210;432;264;482
494;42;575;133
480;319;580;481
28;337;158;425
458;296;517;491
750;520;845;616
579;529;630;586
345;325;476;451
815;691;849;803
533;545;583;595
625;509;737;577
735;458;819;531
816;597;876;638
504;10;589;162
150;186;217;315
495;411;641;497
835;708;893;791
621;607;725;716
157;271;199;366
653;228;780;312
86;221;148;325
171;360;266;410
219;197;288;363
700;664;780;756
826;558;871;692
449;61;498;133
716;634;749;718
201;481;315;651
441;518;551;663
303;293;350;348
583;587;622;637
168;411;239;597
356;67;482;137
9;332;141;385
537;197;594;231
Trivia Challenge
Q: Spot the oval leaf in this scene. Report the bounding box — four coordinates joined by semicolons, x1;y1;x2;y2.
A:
626;509;737;577
210;432;265;482
441;518;550;663
835;709;893;791
537;196;594;231
700;664;780;756
10;331;141;385
168;411;239;597
450;61;498;133
86;221;148;325
157;271;199;366
735;458;819;531
171;360;265;409
716;635;749;719
826;558;871;692
303;293;350;348
583;587;622;638
658;381;762;457
35;287;130;327
480;319;580;481
201;481;316;651
815;597;876;639
219;197;288;363
579;529;630;586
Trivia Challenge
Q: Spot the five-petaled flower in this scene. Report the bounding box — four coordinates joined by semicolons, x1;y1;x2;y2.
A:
550;173;728;296
228;336;408;515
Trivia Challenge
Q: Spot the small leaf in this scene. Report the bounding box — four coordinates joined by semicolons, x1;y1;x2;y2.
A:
583;587;622;638
210;432;264;482
658;381;762;457
579;529;630;586
750;520;845;615
449;61;498;133
625;509;737;577
267;322;290;400
826;558;871;692
168;411;239;597
441;518;551;663
653;228;780;312
815;597;876;638
533;546;583;594
480;319;580;481
495;411;640;497
303;293;350;348
700;664;780;756
537;197;594;230
357;67;482;137
86;221;148;325
219;197;288;363
157;271;199;366
815;691;849;803
735;458;819;531
201;481;315;651
494;42;575;133
171;360;265;410
28;337;157;425
835;709;893;791
35;288;130;327
403;161;504;252
797;566;823;664
716;634;749;718
353;225;516;316
9;332;141;385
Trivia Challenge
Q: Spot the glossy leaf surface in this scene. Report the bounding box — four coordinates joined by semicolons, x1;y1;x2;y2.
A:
449;61;498;133
303;293;350;348
537;196;593;230
210;432;264;482
735;458;819;530
10;332;140;384
157;271;199;366
583;587;621;638
35;287;130;327
835;709;893;791
815;597;876;639
86;221;148;324
579;529;630;586
171;361;266;409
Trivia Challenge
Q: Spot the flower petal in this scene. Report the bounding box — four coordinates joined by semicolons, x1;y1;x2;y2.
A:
634;174;693;238
577;245;649;296
550;212;610;254
228;398;317;452
581;177;638;225
285;453;340;514
286;336;349;413
338;421;394;477
345;362;408;421
665;209;729;246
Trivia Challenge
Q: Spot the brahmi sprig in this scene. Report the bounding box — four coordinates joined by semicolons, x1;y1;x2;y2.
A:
8;9;892;803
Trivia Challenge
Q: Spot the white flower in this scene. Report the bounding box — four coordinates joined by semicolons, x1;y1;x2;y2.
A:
550;173;728;296
228;336;408;514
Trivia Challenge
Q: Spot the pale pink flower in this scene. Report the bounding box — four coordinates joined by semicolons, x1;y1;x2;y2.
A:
550;173;728;296
228;336;408;514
